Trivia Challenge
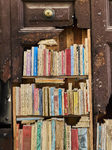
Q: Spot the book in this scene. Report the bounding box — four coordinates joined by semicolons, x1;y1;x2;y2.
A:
58;88;62;115
23;51;27;76
54;89;59;116
34;47;38;76
55;118;64;150
16;87;19;116
37;121;42;150
16;124;19;150
78;128;88;150
65;49;71;75
71;128;78;150
43;49;46;76
66;125;71;150
50;87;55;116
71;46;74;75
26;50;31;76
18;129;23;150
64;92;68;115
51;119;56;150
31;124;35;150
34;88;39;115
23;125;31;150
39;89;43;116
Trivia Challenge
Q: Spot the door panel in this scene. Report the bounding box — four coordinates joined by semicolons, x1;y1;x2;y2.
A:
0;0;11;83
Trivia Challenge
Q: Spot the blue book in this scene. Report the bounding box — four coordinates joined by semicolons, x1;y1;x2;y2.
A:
82;47;85;75
71;46;74;75
32;84;34;115
33;47;38;76
39;89;43;116
58;89;62;115
78;128;87;150
99;126;101;150
50;87;55;116
51;119;56;150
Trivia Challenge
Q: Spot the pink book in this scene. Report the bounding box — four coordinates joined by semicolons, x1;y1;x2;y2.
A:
26;50;31;76
48;51;51;76
23;125;31;150
43;49;46;76
65;50;67;75
65;49;71;75
34;88;39;115
62;51;64;75
71;129;78;150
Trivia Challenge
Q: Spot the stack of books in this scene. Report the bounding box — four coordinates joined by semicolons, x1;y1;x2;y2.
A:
13;80;90;116
16;117;90;150
96;120;112;150
23;38;89;76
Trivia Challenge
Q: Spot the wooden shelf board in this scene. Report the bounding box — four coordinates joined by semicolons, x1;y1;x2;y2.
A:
16;114;89;121
22;75;88;79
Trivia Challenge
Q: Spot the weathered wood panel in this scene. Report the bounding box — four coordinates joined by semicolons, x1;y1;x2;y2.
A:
91;0;112;114
0;0;11;82
75;0;90;28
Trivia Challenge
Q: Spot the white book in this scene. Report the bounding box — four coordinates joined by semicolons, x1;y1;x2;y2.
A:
24;84;27;115
46;49;49;76
16;87;19;116
20;84;24;115
57;52;59;76
31;124;35;150
86;79;90;112
97;123;99;150
66;125;71;150
34;122;37;150
23;51;27;76
42;121;47;150
73;44;77;75
31;47;34;76
80;44;83;75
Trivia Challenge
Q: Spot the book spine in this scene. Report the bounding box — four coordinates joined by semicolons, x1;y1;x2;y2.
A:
23;125;31;150
32;84;34;115
71;129;78;150
39;89;43;116
82;46;85;75
80;45;83;75
42;87;45;116
78;46;80;75
69;90;74;115
58;89;62;115
30;85;33;115
62;89;64;115
44;49;46;76
50;50;53;76
18;129;23;150
46;49;49;76
62;51;64;75
65;50;67;75
31;47;34;76
57;52;59;76
19;88;21;115
51;119;56;150
78;128;87;150
48;51;51;76
73;44;77;75
37;121;42;150
66;125;71;150
76;46;79;75
71;46;74;75
26;50;31;76
34;88;39;115
99;126;101;150
16;124;19;150
66;49;71;75
23;51;27;76
34;122;37;150
64;92;68;115
50;87;55;116
45;87;49;116
16;87;19;116
85;38;88;75
31;125;35;150
24;85;27;115
54;89;59;116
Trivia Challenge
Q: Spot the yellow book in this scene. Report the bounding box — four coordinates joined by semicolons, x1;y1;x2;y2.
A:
74;88;78;115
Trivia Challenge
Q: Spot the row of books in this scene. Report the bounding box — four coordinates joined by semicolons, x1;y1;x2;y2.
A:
14;80;90;116
23;38;89;76
97;120;112;150
16;117;90;150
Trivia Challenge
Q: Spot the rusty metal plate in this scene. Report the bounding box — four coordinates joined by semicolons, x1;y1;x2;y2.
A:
24;2;74;27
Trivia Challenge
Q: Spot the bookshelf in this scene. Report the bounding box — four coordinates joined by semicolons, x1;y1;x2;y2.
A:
13;28;93;150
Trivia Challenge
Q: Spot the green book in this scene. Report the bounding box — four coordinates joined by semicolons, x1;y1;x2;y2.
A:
37;121;42;150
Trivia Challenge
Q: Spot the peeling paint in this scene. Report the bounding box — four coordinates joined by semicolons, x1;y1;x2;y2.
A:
94;52;105;71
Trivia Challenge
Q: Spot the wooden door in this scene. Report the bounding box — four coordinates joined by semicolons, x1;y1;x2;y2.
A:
0;0;11;83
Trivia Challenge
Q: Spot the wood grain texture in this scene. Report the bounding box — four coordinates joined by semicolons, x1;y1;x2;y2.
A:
75;0;90;28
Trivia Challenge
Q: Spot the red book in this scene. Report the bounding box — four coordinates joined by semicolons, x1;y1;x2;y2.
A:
64;92;68;115
23;125;31;150
48;51;51;76
34;88;39;115
86;91;88;113
71;129;78;150
16;124;19;150
43;49;46;76
65;49;71;75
